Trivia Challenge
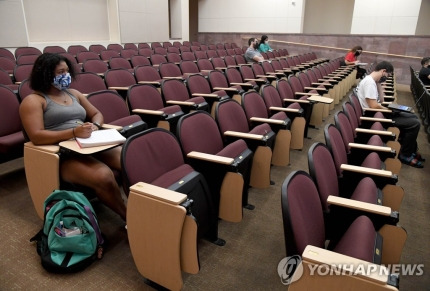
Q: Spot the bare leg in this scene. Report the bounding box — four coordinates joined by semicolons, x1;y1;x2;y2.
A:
60;154;127;221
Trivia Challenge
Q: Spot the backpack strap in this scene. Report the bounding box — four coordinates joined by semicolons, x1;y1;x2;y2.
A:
84;206;104;245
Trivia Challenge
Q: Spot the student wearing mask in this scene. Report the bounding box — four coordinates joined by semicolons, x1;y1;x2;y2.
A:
345;45;366;79
418;57;430;85
355;61;424;168
245;37;264;63
19;53;127;220
258;35;273;53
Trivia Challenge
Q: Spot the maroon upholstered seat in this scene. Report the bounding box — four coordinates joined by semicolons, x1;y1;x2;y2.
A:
0;85;25;163
176;111;254;211
82;59;109;75
126;83;184;130
121;127;220;243
160;79;208;112
69;72;107;94
76;51;100;63
104;68;136;98
281;170;380;264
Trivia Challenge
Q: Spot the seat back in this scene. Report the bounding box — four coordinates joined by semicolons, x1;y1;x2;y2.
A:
215;99;250;138
138;48;153;58
216;49;227;57
104;68;136;88
167;46;180;54
166;52;182;64
334;111;355;152
324;123;349;176
121;128;187;190
70;72;107;94
161;79;192;102
0;84;21;137
163;41;173;48
82;59;109;75
0;56;16;74
241;91;270;121
159;62;183;78
172;41;182;48
206;50;218;59
186;74;212;95
87;90;133;124
261;61;275;74
150;42;162;50
18;79;33;101
134;65;161;82
288;75;305;96
150;54;168;66
88;44;107;55
0;48;15;60
223;56;237;68
179;60;200;74
260;84;283;110
99;49;120;61
210;57;226;69
226;67;244;83
0;68;14;86
120;49;138;59
107;43;123;52
251;63;266;77
154;47;167;56
138;43;151;49
176;111;224;155
180;51;196;61
342;102;360;132
226;49;235;56
196;58;214;71
130;55;151;67
14;64;34;83
235;55;247;66
208;70;229;88
240;65;256;80
16;54;40;65
15;47;42;59
124;43;138;51
281;170;325;256
194;50;207;60
76;51;100;63
307;142;339;212
127;83;164;111
109;57;132;70
180;46;191;53
67;45;88;56
349;91;364;119
43;46;67;54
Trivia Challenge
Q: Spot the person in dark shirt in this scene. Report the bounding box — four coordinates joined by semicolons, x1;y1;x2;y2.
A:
418;57;430;85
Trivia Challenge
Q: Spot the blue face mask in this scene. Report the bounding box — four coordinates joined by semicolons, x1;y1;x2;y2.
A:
52;73;71;90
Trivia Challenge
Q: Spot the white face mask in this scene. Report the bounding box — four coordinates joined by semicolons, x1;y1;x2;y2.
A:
265;41;269;44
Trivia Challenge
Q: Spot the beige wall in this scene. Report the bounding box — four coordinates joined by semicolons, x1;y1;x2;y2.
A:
351;0;422;35
198;0;305;33
0;0;28;47
304;0;354;34
415;0;430;35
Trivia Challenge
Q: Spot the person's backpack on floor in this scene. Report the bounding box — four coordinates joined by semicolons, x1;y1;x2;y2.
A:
30;190;104;273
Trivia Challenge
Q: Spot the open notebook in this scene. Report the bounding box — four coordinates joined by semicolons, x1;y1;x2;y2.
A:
75;128;126;148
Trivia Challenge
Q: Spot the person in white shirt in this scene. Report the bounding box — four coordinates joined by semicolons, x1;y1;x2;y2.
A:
356;61;424;168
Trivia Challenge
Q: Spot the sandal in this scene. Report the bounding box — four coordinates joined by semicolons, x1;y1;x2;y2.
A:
399;154;424;168
413;152;426;162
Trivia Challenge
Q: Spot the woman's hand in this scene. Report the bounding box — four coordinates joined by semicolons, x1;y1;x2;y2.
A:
74;123;94;138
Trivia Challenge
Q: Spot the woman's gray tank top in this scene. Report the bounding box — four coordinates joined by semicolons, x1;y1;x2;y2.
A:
42;90;87;131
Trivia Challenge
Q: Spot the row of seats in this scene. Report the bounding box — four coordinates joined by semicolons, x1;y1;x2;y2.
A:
410;66;430;142
282;73;408;290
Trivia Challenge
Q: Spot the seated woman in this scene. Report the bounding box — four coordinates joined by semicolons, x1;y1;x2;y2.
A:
344;45;366;79
19;53;127;221
258;35;273;53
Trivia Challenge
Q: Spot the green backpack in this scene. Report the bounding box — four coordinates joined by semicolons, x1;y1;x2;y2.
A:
30;190;104;273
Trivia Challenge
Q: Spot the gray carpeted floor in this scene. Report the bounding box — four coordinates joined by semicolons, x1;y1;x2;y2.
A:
0;89;429;291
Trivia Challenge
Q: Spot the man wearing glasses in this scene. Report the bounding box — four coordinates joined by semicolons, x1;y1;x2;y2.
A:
356;61;423;168
245;38;264;63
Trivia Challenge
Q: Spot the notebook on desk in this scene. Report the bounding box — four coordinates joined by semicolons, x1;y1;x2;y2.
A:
75;128;126;148
387;103;413;112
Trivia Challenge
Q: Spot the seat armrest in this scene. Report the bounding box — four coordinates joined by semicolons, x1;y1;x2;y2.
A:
307;95;333;104
130;182;187;205
192;93;219;98
363;108;392;113
166;100;196;106
340;164;394;178
230;82;253;87
256;74;276;79
327;195;391;216
138;81;161;86
108;86;130;91
360;116;393;123
250;117;285;125
101;124;123;131
132;108;165;116
212;87;239;92
187;151;234;165
269;106;301;113
224;130;265;141
283;98;310;104
355;128;394;136
348;143;394;153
